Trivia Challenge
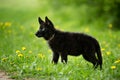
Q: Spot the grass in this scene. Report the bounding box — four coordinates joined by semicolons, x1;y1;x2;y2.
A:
0;0;120;80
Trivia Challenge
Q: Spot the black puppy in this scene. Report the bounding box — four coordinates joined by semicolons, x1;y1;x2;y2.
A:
35;16;102;69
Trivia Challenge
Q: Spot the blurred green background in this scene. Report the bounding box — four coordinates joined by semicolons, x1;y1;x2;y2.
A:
1;0;120;28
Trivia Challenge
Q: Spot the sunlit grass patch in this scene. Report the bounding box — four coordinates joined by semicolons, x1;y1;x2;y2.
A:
114;59;120;64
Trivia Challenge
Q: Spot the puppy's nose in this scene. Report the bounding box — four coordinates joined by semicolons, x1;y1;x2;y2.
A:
35;32;38;36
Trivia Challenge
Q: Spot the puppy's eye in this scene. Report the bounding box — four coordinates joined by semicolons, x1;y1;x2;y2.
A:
41;28;45;31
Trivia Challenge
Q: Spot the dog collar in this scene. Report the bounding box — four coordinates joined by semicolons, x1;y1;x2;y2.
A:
48;34;55;41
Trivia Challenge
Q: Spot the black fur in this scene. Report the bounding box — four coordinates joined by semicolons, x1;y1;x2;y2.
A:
35;16;102;69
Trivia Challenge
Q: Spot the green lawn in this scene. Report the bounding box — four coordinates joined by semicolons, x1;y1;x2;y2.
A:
0;0;120;80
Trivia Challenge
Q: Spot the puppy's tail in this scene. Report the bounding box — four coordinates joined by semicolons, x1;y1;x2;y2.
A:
95;42;102;70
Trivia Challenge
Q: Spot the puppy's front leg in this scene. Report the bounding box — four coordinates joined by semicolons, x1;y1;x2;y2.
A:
52;52;59;64
61;53;68;64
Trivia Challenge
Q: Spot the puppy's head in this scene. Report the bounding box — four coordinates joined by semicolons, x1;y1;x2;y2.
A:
35;16;55;40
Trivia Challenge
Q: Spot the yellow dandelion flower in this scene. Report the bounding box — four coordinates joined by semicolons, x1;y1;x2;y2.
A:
106;51;111;55
108;24;112;29
36;67;42;71
114;60;120;64
1;58;7;62
111;66;116;69
101;48;105;51
38;53;45;59
18;53;23;57
4;22;12;27
16;50;21;54
22;47;26;51
29;50;32;54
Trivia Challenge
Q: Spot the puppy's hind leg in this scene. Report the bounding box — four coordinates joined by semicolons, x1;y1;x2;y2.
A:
82;53;98;69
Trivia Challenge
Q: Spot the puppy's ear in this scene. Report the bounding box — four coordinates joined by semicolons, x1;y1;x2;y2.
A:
45;16;53;26
38;17;44;24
